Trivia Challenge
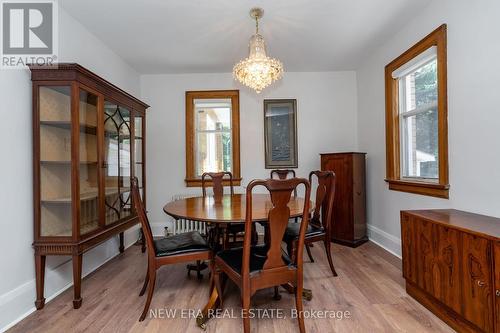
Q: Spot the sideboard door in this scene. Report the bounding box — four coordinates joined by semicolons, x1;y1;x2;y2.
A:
432;224;461;313
401;213;417;284
461;234;494;332
494;242;500;333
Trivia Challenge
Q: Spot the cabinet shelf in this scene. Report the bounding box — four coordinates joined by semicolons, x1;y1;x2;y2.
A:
40;120;97;134
41;160;98;165
40;120;130;139
41;187;131;204
51;220;100;237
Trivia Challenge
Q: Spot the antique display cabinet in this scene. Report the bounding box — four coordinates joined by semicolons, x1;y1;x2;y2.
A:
30;63;148;309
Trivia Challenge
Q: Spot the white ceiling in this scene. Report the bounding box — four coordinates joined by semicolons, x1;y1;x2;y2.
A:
60;0;432;74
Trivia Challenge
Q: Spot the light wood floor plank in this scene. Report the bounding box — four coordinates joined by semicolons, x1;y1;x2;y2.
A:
8;241;454;333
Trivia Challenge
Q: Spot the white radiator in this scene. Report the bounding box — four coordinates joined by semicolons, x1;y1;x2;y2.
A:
170;194;207;236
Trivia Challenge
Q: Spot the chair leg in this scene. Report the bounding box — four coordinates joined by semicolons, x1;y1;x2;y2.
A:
305;243;315;262
286;241;295;262
295;280;305;333
139;264;149;296
242;292;251;333
324;239;338;277
251;225;258;245
273;286;281;300
223;227;230;250
139;269;156;321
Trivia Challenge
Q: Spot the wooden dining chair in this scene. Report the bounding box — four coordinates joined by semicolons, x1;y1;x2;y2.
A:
201;171;234;201
270;169;297;197
283;171;338;276
201;171;255;247
269;169;317;261
131;177;212;322
212;177;311;333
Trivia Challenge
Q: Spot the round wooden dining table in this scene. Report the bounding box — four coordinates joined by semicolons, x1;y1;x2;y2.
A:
163;193;313;330
163;193;308;224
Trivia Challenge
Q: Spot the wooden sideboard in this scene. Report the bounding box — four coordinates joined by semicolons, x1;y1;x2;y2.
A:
320;152;367;247
401;209;500;332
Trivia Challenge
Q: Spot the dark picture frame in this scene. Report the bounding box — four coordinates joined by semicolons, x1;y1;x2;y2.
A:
264;99;298;168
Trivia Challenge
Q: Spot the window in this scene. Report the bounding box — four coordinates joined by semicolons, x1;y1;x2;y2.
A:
185;90;241;186
385;25;449;198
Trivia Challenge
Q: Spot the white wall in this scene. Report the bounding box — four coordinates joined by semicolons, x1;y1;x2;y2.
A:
356;0;500;256
140;72;358;231
0;8;141;331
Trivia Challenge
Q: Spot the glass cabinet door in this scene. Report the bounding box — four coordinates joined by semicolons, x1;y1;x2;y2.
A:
39;85;73;237
78;89;100;235
104;101;132;225
134;112;145;200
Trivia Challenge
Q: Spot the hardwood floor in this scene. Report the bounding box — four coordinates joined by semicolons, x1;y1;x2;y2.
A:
9;242;454;333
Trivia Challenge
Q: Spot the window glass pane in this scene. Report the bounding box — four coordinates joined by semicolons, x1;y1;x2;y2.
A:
402;108;439;179
403;59;437;112
194;98;232;176
414;60;437;108
195;101;231;130
196;132;232;176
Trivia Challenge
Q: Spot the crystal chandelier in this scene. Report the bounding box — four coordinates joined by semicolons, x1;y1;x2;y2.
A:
233;8;284;94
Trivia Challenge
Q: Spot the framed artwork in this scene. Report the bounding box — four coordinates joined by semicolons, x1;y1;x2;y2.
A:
264;99;298;168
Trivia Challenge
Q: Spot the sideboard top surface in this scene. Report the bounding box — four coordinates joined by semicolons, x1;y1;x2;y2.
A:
402;209;500;240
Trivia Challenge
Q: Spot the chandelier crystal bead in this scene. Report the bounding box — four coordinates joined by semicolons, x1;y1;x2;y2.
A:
233;8;284;94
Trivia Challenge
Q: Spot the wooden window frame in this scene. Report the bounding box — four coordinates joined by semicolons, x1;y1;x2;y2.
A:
185;90;241;187
385;24;449;199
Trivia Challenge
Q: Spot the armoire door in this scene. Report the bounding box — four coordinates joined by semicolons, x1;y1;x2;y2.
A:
322;154;353;241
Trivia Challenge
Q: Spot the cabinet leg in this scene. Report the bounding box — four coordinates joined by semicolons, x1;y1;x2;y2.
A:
72;254;83;309
35;254;46;310
119;232;125;253
140;229;146;253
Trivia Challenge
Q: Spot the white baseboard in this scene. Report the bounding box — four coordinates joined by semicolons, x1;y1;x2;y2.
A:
0;228;141;333
367;224;402;258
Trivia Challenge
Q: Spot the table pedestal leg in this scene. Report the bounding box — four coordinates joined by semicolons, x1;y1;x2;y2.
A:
197;282;220;330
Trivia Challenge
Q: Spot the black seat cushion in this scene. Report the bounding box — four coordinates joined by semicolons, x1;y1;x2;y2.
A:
283;221;324;241
154;231;209;257
216;245;293;274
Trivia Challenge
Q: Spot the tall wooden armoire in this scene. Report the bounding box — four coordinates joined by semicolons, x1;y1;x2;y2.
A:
320;152;368;247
